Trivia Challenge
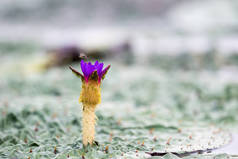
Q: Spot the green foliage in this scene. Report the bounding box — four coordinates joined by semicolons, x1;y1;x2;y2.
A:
1;52;238;158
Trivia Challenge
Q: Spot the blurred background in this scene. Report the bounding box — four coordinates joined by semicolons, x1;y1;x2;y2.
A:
1;0;238;157
0;0;238;69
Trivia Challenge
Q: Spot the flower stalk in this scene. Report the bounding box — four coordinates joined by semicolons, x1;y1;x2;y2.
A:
69;60;110;146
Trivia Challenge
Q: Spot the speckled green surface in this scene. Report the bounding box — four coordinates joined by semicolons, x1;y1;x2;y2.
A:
1;48;238;158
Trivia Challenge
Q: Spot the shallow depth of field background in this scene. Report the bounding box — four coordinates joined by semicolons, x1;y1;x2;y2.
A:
1;0;238;158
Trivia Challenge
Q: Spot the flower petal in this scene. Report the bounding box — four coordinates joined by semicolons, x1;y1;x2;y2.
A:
78;60;109;83
97;63;104;82
102;64;111;79
97;63;104;75
80;60;86;76
94;61;99;66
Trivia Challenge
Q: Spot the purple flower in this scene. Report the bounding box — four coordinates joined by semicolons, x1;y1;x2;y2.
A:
70;60;110;83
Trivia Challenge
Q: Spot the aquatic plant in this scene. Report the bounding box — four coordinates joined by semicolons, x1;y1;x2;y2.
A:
69;60;110;146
